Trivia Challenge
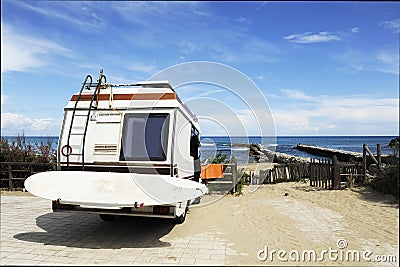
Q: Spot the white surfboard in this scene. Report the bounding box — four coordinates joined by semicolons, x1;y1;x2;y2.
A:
25;171;208;208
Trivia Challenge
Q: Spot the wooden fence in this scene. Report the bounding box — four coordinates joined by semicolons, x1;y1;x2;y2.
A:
309;158;333;189
245;155;365;190
336;159;364;189
309;156;364;190
0;162;55;189
258;162;309;184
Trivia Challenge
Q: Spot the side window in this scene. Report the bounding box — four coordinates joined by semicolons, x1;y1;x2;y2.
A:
190;126;200;159
120;113;170;161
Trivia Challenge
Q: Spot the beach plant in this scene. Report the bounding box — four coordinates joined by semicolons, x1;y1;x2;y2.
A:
0;135;56;163
240;171;251;184
236;177;244;195
211;151;229;164
389;137;400;156
1;135;56;188
370;163;399;198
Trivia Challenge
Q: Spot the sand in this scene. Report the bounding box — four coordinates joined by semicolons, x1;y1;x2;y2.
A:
170;182;399;265
1;182;398;265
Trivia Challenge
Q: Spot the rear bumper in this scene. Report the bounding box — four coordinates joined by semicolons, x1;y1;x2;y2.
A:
52;200;175;219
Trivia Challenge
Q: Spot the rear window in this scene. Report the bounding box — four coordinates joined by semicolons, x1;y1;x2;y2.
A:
120;113;170;161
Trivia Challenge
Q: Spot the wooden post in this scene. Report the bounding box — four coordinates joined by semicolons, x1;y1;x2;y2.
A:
347;173;354;189
377;143;381;168
333;155;340;190
8;163;13;190
363;144;367;183
329;159;333;188
318;159;322;187
310;159;314;186
325;160;329;188
309;159;312;186
285;166;289;181
231;156;237;193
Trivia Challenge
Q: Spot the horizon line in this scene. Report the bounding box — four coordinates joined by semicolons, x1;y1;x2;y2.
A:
1;135;398;138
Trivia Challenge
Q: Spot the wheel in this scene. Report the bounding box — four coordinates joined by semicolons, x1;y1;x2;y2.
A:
99;214;116;221
192;196;201;205
174;202;189;224
174;211;186;224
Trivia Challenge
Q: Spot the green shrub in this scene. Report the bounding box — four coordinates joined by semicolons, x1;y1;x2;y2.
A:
0;135;56;163
236;177;244;195
370;162;399;197
211;151;229;164
1;135;56;189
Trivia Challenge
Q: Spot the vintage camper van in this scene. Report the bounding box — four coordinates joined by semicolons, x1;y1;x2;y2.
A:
25;70;207;224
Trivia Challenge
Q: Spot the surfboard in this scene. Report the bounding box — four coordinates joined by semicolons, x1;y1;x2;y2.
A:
24;171;208;208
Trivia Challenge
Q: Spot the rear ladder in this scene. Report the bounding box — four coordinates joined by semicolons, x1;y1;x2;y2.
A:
65;69;107;170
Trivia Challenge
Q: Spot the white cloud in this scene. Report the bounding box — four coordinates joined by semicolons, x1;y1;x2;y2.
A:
380;18;400;33
336;46;399;75
375;49;399;74
236;17;252;24
191;10;211;17
284;31;341;44
351;27;359;33
210;38;280;64
1;25;71;73
280;89;319;101
273;89;399;135
178;42;201;55
12;1;106;34
128;63;156;74
1;112;60;136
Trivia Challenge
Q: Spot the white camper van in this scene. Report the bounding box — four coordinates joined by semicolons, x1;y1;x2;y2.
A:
25;70;207;224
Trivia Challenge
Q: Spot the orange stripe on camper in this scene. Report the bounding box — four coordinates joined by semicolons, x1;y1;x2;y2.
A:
70;94;109;101
200;164;224;179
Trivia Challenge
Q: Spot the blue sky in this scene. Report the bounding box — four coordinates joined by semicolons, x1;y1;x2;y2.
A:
1;1;399;136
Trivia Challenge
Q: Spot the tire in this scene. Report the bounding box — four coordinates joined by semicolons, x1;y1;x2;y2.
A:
99;214;116;221
192;197;201;205
174;212;186;224
174;202;189;224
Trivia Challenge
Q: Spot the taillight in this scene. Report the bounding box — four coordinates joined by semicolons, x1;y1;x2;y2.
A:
153;206;170;215
134;202;144;208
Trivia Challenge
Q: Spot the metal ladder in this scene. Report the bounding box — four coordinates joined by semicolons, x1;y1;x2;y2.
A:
65;70;107;170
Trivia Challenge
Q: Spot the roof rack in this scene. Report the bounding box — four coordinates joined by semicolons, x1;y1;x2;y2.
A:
136;81;172;89
84;80;174;91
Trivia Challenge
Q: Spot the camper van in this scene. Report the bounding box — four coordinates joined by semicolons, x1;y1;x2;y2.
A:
25;70;207;224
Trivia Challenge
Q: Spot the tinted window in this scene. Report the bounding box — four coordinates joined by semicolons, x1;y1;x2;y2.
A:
120;113;169;161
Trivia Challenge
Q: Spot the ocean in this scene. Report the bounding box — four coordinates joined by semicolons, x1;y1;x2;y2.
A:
199;136;397;165
2;135;397;166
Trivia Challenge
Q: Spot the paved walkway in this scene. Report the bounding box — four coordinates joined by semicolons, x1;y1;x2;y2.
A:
0;195;237;265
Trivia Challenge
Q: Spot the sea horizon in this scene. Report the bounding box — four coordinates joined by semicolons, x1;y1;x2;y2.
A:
1;134;398;138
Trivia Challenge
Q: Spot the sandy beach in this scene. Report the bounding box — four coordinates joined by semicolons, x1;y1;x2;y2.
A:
174;181;399;265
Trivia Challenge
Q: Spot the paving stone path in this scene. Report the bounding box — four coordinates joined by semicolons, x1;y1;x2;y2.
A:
0;195;237;266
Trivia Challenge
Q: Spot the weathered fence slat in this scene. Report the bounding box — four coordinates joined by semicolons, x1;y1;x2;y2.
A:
1;162;55;190
256;162;309;185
